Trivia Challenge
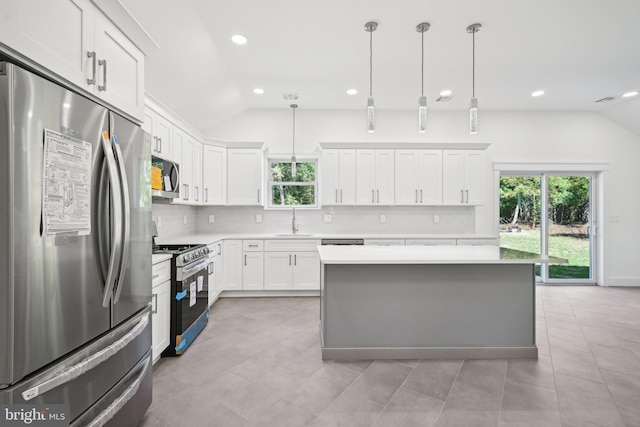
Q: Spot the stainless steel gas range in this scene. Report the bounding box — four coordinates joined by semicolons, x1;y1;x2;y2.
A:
153;244;210;356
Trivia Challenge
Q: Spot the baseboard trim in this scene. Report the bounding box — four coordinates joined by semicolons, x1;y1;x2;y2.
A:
220;290;320;298
321;346;538;360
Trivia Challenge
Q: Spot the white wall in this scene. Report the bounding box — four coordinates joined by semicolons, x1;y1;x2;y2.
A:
207;108;640;286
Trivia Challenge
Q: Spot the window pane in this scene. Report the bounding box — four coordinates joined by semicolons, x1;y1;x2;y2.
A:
271;185;316;206
270;162;315;183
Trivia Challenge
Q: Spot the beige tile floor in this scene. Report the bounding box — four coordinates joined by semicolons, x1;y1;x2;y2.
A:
140;286;640;427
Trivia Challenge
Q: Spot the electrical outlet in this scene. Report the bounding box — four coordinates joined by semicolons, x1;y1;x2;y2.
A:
208;215;215;223
434;215;440;224
256;214;262;223
380;215;386;223
183;215;187;225
156;216;161;227
323;214;332;223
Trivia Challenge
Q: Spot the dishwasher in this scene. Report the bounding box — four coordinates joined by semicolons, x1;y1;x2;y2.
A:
320;239;364;246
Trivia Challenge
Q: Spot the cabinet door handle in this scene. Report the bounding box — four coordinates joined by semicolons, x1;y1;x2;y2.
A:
377;189;379;203
205;188;209;203
420;189;423;203
158;137;162;154
415;189;418;203
372;189;374;203
294;254;297;266
98;59;107;92
183;184;189;201
87;51;97;85
466;189;469;203
289;254;292;266
244;254;247;266
248;244;258;247
335;189;338;203
152;274;160;279
257;189;261;203
195;186;199;201
460;189;464;204
340;189;343;203
152;293;158;314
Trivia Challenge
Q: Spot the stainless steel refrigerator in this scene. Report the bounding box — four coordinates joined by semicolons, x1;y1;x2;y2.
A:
0;62;152;426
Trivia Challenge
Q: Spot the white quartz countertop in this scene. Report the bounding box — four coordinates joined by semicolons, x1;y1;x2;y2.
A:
155;233;498;246
318;245;568;265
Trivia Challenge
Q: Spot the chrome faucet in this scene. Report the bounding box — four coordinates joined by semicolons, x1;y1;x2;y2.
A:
291;207;298;235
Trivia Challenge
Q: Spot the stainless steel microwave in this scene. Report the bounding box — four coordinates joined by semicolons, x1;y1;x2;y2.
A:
151;156;180;199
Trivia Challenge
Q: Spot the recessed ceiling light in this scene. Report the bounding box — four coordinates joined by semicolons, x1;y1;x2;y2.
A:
622;91;638;98
231;34;248;45
531;90;545;97
346;89;358;95
439;90;452;97
253;88;264;95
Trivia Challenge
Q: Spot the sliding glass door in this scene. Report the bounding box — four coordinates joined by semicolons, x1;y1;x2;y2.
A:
499;173;595;284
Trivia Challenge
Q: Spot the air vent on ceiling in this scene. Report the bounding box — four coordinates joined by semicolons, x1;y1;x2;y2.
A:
595;96;616;103
283;93;299;101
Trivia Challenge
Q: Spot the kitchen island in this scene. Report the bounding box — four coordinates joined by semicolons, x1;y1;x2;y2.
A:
318;245;566;360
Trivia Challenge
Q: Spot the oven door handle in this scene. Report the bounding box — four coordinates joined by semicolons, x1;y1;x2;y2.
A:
180;258;209;280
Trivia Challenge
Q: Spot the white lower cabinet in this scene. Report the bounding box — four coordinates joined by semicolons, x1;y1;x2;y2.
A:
364;239;405;246
222;240;243;291
151;259;171;364
207;241;223;306
263;240;321;290
242;252;264;290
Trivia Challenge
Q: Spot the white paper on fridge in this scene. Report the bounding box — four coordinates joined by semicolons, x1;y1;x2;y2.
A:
42;129;92;236
197;276;204;292
190;282;196;307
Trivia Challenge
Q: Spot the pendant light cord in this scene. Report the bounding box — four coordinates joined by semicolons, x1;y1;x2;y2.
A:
421;29;424;97
369;29;373;97
472;29;476;98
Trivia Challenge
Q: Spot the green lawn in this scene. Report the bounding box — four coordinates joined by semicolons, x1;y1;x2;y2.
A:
500;230;590;279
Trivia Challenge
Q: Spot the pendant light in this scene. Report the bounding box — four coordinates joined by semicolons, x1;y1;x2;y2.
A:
290;104;297;178
467;23;481;134
416;22;430;133
365;21;378;133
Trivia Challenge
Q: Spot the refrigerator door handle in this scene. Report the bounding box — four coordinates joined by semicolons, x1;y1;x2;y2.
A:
21;312;149;401
83;356;150;427
111;128;131;304
100;131;124;307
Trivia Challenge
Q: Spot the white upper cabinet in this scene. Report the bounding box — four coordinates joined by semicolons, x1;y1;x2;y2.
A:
356;149;394;205
93;12;144;120
322;149;356;205
193;140;203;205
202;145;226;205
0;0;145;120
227;148;264;205
395;150;442;205
442;150;485;205
144;108;173;161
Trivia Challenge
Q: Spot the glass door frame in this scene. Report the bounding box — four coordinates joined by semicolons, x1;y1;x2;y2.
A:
494;163;606;286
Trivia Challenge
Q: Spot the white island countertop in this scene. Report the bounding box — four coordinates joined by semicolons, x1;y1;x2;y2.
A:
318;245;567;265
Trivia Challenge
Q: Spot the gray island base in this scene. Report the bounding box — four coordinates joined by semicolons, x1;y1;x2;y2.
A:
318;245;567;360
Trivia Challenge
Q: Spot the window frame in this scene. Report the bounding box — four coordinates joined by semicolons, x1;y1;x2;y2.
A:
266;155;319;210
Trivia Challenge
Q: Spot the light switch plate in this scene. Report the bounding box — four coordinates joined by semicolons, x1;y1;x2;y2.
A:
256;214;262;223
323;214;332;223
434;215;440;224
208;215;215;223
183;215;187;225
156;216;162;227
380;215;386;223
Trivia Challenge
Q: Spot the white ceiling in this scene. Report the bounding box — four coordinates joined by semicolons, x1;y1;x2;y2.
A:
122;0;640;134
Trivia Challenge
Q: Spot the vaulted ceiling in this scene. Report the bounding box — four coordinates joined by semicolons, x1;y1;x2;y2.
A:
122;0;640;135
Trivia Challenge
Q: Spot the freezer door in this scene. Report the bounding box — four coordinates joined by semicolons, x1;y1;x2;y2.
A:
0;308;151;425
110;111;152;327
0;63;111;386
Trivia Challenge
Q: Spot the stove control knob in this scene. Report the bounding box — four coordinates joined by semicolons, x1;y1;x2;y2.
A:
182;255;189;263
